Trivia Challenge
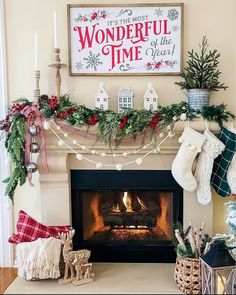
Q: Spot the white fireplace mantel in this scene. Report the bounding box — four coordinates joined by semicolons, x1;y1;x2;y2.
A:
38;119;227;234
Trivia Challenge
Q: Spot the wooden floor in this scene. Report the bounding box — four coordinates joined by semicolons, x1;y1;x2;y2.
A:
0;268;17;294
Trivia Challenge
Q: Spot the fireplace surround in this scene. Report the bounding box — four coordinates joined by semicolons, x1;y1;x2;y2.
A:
71;170;183;262
36;119;215;260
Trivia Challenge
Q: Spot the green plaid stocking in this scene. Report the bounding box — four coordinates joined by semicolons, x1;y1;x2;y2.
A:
211;128;236;197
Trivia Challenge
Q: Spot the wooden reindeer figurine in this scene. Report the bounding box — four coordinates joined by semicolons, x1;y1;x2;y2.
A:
58;230;91;285
72;252;94;286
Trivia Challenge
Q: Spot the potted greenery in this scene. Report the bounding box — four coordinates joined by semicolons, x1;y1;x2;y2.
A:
175;36;228;112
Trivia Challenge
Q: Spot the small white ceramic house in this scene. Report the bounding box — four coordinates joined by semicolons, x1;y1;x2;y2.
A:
117;88;134;112
143;82;158;111
95;82;109;110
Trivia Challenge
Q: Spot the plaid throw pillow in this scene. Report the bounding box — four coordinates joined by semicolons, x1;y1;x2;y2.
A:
9;210;72;244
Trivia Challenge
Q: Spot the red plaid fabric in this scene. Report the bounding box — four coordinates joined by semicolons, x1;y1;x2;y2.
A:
9;210;72;244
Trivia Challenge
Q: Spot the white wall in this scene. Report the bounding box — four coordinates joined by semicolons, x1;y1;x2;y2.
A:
4;0;236;233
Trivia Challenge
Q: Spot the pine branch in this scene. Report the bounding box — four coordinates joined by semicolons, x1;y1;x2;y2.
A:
176;36;228;91
4;114;27;201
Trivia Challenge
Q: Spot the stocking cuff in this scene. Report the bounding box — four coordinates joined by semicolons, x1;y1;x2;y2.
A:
203;129;225;158
178;127;206;152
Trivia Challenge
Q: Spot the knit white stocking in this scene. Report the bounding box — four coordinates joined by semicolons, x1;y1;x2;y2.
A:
194;129;225;205
171;127;206;192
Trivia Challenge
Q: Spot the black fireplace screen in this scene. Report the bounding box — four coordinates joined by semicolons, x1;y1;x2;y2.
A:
71;170;183;262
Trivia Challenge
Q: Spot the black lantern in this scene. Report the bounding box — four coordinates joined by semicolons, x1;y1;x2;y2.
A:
200;239;236;294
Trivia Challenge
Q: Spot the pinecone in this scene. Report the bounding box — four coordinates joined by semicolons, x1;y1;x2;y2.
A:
39;94;49;102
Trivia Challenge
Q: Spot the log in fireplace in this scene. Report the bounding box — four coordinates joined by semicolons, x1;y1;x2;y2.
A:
71;170;183;262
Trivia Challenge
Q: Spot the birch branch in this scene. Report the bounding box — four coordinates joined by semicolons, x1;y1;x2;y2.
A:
174;229;187;250
188;222;197;257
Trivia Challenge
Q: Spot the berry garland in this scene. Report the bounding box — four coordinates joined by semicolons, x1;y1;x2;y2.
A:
0;94;235;201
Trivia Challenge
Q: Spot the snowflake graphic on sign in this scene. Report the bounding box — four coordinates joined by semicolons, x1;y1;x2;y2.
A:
154;8;163;18
172;25;179;32
75;61;84;70
167;9;179;21
83;51;103;71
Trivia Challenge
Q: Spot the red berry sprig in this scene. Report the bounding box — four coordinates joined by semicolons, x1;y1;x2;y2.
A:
120;116;128;129
149;115;160;129
49;96;58;110
88;115;98;126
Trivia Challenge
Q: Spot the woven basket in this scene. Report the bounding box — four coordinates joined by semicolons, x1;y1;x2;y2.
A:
59;245;65;277
174;255;201;294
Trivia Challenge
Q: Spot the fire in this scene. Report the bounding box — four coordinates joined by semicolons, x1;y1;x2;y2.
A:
137;197;148;211
123;192;133;212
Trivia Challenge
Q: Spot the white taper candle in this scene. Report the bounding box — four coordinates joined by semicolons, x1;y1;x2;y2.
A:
54;10;58;48
34;32;38;70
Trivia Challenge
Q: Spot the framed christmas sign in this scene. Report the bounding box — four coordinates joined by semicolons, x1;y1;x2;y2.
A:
68;3;184;76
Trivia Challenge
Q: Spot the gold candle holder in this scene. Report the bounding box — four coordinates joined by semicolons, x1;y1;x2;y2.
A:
48;48;67;99
33;70;40;101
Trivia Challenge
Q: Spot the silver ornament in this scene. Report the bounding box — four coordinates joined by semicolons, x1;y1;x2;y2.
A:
30;142;40;153
29;124;40;136
26;162;38;173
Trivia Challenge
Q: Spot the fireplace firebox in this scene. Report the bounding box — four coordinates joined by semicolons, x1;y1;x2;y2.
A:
71;170;183;262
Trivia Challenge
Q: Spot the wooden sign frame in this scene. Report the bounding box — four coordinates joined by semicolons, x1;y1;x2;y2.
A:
68;3;184;76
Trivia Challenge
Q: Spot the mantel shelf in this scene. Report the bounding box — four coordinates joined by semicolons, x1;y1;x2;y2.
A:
43;118;227;156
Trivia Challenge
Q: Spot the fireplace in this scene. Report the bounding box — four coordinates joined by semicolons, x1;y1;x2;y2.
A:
71;170;183;262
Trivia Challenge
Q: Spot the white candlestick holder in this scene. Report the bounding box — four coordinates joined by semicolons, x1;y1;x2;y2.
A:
33;70;40;101
48;48;67;99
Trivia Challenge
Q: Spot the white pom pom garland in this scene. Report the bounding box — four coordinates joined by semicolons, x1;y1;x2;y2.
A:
136;158;143;165
76;154;83;161
43;121;51;130
116;164;123;171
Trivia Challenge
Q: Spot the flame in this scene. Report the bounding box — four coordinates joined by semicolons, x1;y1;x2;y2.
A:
137;197;148;211
123;192;133;212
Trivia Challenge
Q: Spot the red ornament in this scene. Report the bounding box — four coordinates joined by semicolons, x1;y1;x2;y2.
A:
88;115;98;126
146;62;152;68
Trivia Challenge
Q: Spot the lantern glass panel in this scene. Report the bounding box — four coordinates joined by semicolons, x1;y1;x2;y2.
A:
201;259;235;295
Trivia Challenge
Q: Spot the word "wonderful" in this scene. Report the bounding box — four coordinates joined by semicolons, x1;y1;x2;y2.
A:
74;20;171;70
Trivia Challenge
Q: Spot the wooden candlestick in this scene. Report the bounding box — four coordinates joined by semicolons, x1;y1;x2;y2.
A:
33;70;40;101
48;48;67;99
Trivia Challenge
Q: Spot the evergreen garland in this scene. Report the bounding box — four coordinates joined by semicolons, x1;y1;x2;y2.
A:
0;95;235;200
175;36;228;91
3;113;27;200
199;104;235;128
